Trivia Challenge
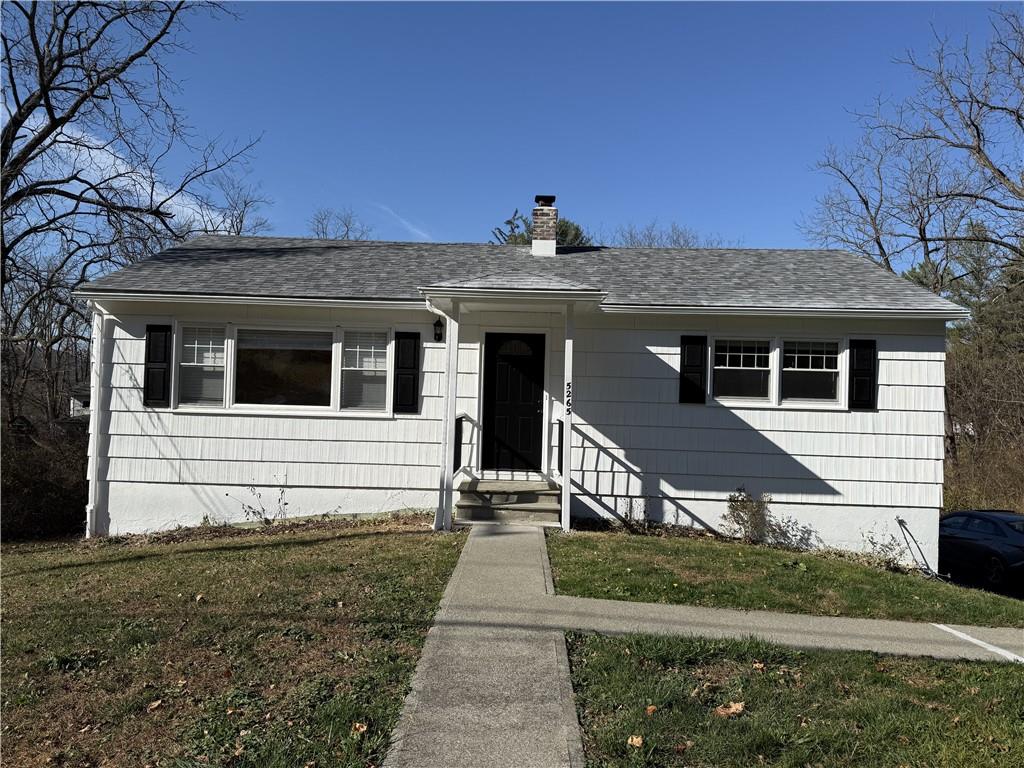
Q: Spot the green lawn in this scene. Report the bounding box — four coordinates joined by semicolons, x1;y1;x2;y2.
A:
568;633;1024;767
547;530;1024;627
1;517;464;767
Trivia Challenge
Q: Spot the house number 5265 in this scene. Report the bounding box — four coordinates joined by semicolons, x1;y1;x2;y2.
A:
565;381;572;416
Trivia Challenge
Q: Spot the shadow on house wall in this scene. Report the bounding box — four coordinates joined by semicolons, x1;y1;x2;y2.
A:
568;343;840;533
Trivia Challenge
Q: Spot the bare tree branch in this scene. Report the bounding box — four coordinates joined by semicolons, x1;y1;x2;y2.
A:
806;9;1024;280
2;1;262;424
307;207;372;241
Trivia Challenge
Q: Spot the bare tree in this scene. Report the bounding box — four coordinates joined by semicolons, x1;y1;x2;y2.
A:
307;207;372;241
204;175;273;236
1;1;260;424
888;9;1024;264
612;221;730;249
803;130;973;290
804;9;1024;281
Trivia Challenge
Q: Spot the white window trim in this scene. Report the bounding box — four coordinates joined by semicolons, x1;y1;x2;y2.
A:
166;319;397;418
171;320;228;409
777;337;849;410
339;327;394;413
176;324;228;409
228;324;338;414
708;336;774;406
704;333;854;412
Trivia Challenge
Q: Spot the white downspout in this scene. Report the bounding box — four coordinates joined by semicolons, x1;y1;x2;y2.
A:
84;304;106;538
427;298;461;531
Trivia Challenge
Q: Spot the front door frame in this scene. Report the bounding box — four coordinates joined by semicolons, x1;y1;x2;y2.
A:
477;327;551;476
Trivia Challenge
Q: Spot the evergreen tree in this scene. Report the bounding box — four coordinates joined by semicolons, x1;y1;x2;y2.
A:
491;209;593;247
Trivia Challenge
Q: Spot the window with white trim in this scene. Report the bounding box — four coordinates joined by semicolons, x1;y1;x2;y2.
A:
781;340;840;401
235;329;333;407
341;330;388;410
712;339;770;399
178;327;225;406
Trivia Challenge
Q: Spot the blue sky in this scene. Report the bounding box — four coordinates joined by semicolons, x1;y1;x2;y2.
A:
167;2;995;246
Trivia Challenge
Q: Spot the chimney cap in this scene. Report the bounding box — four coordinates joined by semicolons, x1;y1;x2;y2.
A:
534;195;556;207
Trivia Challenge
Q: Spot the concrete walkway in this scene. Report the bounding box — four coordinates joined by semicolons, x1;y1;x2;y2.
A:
385;525;584;768
386;524;1024;767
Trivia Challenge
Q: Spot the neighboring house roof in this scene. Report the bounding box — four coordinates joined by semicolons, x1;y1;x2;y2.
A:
78;235;967;317
70;382;92;401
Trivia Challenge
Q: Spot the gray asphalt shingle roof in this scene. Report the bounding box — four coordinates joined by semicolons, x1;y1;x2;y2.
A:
429;271;600;292
81;235;964;314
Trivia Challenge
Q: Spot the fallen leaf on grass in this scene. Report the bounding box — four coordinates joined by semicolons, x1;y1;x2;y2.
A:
351;722;368;736
674;741;695;753
645;705;657;716
713;701;745;718
627;734;644;748
147;699;163;712
690;681;712;698
752;661;765;671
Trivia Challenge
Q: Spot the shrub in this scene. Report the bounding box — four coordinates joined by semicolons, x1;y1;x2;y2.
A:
722;487;819;551
723;487;771;544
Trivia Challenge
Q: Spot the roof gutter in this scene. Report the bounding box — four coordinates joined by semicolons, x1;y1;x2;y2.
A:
72;289;968;321
599;303;970;320
73;289;428;311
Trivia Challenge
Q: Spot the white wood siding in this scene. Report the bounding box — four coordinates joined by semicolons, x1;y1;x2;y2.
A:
92;303;443;533
93;301;947;560
564;318;946;558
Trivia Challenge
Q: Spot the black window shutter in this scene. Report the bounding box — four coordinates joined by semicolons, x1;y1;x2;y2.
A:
393;331;421;414
143;325;172;407
848;339;878;410
679;335;708;403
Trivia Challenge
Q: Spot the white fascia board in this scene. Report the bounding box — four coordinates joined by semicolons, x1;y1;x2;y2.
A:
73;290;428;311
599;303;970;320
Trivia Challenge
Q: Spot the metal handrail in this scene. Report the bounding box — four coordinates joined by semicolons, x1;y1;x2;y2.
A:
556;418;564;475
453;415;465;472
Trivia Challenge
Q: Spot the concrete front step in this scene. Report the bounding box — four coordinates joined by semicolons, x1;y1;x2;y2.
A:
453;507;561;526
458;480;560;506
456;500;561;514
454;479;562;526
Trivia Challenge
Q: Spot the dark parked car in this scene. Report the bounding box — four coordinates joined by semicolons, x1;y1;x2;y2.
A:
939;510;1024;589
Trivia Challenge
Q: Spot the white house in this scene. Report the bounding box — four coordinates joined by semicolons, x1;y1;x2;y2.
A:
76;196;967;562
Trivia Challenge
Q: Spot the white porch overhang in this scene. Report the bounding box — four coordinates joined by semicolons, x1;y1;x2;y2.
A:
418;279;606;533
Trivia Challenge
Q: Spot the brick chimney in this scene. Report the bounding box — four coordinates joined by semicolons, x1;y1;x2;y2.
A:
532;195;557;256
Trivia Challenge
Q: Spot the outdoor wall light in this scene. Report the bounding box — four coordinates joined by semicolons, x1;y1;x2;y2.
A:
433;317;444;343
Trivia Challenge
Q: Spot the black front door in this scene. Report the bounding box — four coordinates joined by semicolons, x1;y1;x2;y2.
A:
482;333;545;470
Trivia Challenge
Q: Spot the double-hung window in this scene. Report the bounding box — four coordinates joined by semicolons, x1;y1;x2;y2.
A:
341;330;388;410
178;327;226;406
235;329;334;407
781;340;840;401
712;339;770;399
158;323;412;415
